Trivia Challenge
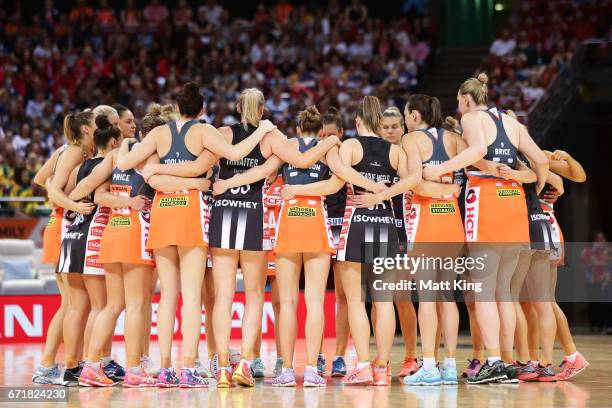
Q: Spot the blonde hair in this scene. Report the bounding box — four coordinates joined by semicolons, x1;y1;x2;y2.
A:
383;106;404;122
142;103;177;137
357;96;383;133
443;116;461;133
238;88;265;127
92;104;119;119
459;73;489;105
63;111;95;145
297;105;322;134
505;109;517;120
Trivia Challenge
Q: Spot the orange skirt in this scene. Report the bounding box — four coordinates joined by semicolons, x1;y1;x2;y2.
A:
99;208;155;266
541;202;565;265
464;175;529;243
274;196;335;255
147;189;209;249
42;208;67;264
405;194;464;244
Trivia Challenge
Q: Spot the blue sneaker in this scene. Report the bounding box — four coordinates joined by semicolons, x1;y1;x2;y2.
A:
331;356;347;377
274;358;283;377
403;366;442;386
32;363;63;385
316;354;326;376
251;357;265;378
441;366;458;385
103;360;125;382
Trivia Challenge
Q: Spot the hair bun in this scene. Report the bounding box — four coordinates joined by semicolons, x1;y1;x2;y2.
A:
148;103;162;116
327;106;339;115
161;104;174;114
95;114;112;130
477;73;489;85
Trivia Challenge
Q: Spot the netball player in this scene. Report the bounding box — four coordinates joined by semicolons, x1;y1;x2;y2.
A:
281;96;421;386
422;73;549;384
48;113;118;386
379;106;419;377
31;146;74;385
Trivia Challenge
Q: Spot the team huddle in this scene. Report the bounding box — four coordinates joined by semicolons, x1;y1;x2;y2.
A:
30;73;589;389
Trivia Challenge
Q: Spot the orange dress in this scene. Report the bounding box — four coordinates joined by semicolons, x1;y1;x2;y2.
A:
42;208;68;264
406;194;464;244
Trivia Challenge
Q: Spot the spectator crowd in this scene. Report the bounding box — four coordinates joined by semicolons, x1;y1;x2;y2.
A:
1;0;436;210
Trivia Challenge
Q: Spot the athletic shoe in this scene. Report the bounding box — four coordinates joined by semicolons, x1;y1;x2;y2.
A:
217;368;233;388
534;364;557;382
462;359;482;378
103;360;125;382
399;358;419;377
500;363;519;384
304;366;326;387
270;368;296;387
156;368;179;388
251;357;265;378
403;366;442;386
557;353;589;381
274;358;283;377
342;366;373;385
140;356;160;378
123;367;157;388
467;360;507;384
179;368;209;388
331;357;347;377
194;359;211;378
210;353;219;378
61;365;82;387
515;361;538;381
441;366;458;385
229;349;241;372
317;354;326;376
232;359;255;387
372;367;389;386
78;363;115;387
32;363;63;385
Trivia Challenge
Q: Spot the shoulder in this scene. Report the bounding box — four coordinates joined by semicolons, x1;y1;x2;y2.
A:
341;137;360;148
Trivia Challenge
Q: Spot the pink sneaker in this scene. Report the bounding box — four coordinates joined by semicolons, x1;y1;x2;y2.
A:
343;365;373;385
123;367;157;388
557;353;589;381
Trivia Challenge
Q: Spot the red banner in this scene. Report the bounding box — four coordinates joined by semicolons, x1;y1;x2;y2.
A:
0;292;337;344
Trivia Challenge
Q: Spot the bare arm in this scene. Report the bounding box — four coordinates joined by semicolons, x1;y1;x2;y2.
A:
268;131;339;169
281;175;345;199
33;149;60;188
93;181;132;208
47;147;95;214
498;160;537;184
326;144;386;193
546;171;564;196
142;149;218;180
201;121;275;161
148;175;210;192
518;125;548;193
546;150;586;182
414;181;460;197
69;150;117;201
117;133;158;170
213;155;283;196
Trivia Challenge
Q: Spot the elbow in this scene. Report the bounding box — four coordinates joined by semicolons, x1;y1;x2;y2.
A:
147;177;161;190
573;172;587;183
475;146;487;159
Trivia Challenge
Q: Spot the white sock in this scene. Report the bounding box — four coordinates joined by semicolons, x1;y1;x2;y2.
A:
281;367;293;373
101;356;112;366
443;357;456;370
305;365;316;372
91;362;101;370
531;360;539;366
566;352;578;362
487;356;501;365
423;357;436;371
128;366;140;373
356;361;370;370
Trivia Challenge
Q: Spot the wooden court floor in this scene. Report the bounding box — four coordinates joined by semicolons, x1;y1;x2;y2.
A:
0;335;608;407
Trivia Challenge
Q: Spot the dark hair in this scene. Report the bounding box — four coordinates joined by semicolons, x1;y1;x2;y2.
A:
94;115;121;148
356;96;382;133
113;104;131;118
322;106;343;130
406;94;442;128
176;82;204;118
63;110;95;145
297;105;322;134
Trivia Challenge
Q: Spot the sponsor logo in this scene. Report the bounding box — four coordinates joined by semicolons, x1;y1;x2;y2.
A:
65;232;84;240
328;217;343;226
353;215;395;224
530;213;549;222
98;207;111;215
87;239;101;252
213;199;259;209
85;255;103;269
110;216;131;227
94;214;109;225
46;217;56;227
464;188;480;242
288;206;316;217
405;204;420;243
430;202;456;214
90;225;105;237
496;188;521;197
159;197;188;207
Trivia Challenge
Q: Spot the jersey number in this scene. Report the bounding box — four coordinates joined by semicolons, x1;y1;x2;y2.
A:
230;185;251;195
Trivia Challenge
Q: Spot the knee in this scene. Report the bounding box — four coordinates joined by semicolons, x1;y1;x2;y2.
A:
279;296;298;310
245;287;264;301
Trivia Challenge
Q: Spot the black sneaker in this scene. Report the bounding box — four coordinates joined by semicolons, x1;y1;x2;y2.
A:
499;363;519;383
62;365;82;387
534;364;557;382
467;360;507;384
103;360;125;382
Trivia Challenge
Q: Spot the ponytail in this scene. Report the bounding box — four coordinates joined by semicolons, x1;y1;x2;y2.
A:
357;96;383;133
406;94;443;128
93;115;121;149
238;88;265;127
459;72;489;105
63;111;95;145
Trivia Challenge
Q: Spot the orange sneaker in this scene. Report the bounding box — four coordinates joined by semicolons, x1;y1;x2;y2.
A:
557;353;589;381
78;362;115;387
399;358;419;377
342;365;373;385
373;366;389;386
217;368;233;388
232;360;255;387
